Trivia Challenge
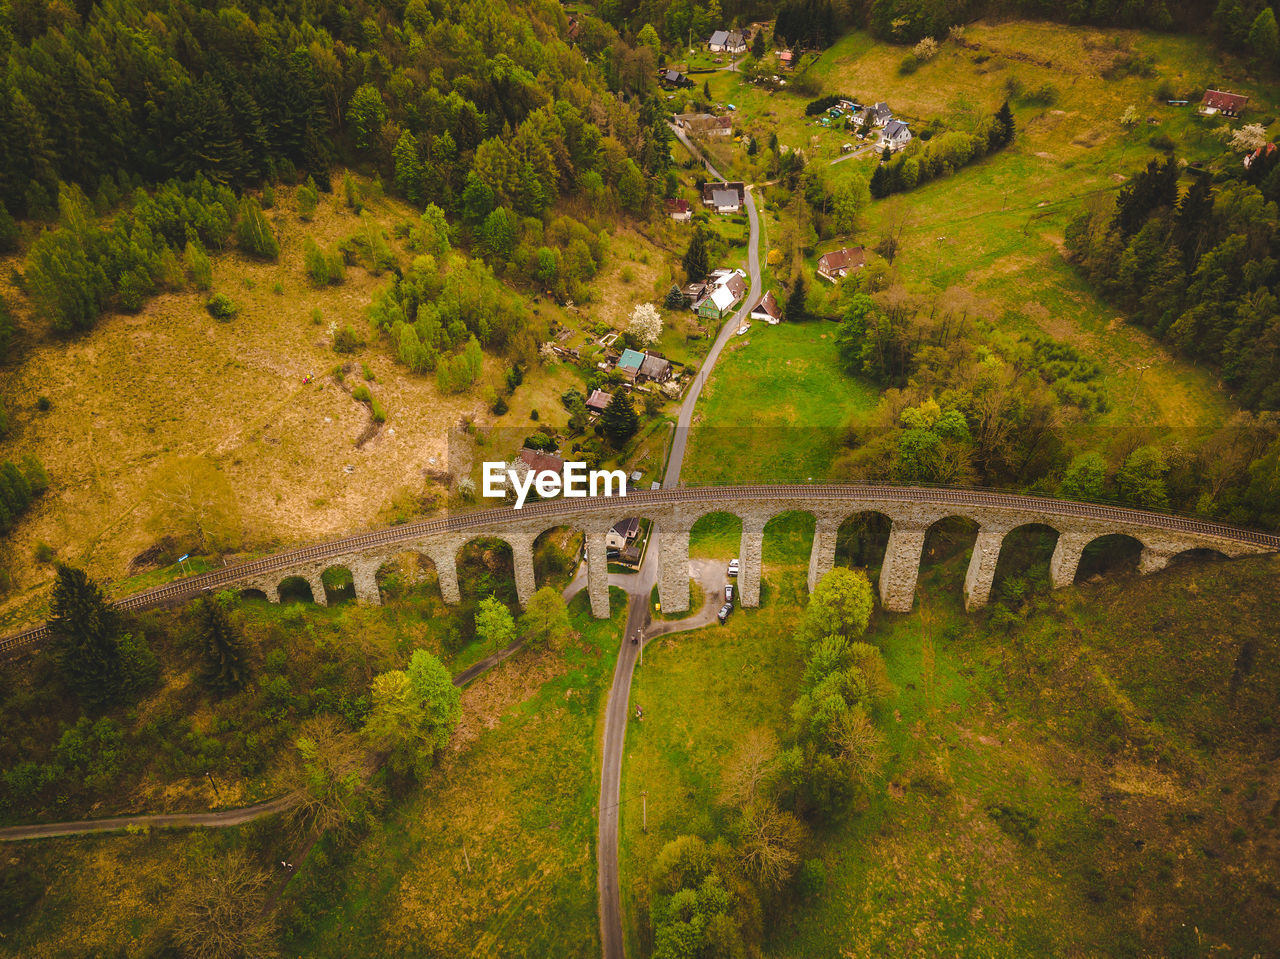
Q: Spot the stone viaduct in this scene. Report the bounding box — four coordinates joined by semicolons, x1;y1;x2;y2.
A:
3;485;1276;657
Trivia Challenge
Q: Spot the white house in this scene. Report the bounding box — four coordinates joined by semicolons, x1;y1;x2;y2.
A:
881;119;912;151
871;102;893;127
709;29;747;54
749;290;782;324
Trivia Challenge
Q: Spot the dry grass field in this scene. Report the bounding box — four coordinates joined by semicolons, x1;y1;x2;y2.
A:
0;180;682;628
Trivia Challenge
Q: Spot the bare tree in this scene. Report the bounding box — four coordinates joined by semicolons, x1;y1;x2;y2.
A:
146;455;242;554
736;799;806;890
832;705;886;793
172;851;277;959
720;727;780;808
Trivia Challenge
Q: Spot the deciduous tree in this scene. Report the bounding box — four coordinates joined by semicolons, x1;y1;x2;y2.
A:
519;586;573;650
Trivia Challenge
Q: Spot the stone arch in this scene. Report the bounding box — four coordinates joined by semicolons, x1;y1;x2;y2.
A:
834;510;894;574
239;587;268;603
1168;546;1231;567
688;510;743;560
990;523;1061;601
918;516;981;611
277;575;317;604
1074;533;1144;584
533;524;587;586
320;565;356;605
455;535;518;606
374;551;440;602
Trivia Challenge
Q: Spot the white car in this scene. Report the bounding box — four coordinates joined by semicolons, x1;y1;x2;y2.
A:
727;558;739;577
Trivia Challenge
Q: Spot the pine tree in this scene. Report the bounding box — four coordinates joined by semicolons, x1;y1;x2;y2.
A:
1247;7;1279;62
195;594;248;693
50;565;127;711
601;391;639;447
992;101;1015;149
869;163;888;198
752;29;767;58
682;228;709;281
785;275;809;322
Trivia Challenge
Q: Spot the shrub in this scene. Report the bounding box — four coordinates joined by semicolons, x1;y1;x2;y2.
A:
296;177;319;220
304;239;345;286
333;324;363;354
352;385;372;403
234;197;279;260
898;54;919;75
0;202;18;253
1148;133;1175;152
34;542;55;563
206;293;237;320
36;396;52;412
370;399;387;423
362;363;374;381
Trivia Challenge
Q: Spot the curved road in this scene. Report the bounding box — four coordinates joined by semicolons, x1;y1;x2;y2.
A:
596;129;763;959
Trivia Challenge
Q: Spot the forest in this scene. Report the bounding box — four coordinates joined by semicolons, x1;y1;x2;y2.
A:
1066;153;1280;413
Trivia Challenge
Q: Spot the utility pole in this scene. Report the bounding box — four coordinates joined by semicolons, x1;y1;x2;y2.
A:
462;843;472;873
205;770;222;802
642;791;648;833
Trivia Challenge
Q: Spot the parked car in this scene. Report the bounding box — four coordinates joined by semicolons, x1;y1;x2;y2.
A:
727;558;739;577
717;603;733;624
724;583;734;602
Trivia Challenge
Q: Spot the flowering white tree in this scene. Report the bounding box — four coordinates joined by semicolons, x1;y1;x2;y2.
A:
1230;123;1269;152
627;303;663;346
538;341;557;363
913;37;939;61
1119;105;1139;128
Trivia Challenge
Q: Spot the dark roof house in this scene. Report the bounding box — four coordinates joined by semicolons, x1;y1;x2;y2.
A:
639;352;672;383
700;180;747;212
586;389;613;412
817;246;867;282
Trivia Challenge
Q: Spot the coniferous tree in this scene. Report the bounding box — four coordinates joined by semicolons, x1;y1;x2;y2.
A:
601;391;639;446
752;29;767;58
195;594;248;693
992;101;1015;149
50;565;127;711
682;227;709;281
786;275;809;322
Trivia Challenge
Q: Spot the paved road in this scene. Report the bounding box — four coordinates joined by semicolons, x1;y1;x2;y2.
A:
596;129;763;959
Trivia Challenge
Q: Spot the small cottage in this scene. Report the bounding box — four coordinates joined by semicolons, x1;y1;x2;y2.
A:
817;247;866;283
1199;89;1249;118
749;290;782;324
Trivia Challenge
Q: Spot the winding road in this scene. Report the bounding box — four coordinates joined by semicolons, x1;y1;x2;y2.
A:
595;128;763;959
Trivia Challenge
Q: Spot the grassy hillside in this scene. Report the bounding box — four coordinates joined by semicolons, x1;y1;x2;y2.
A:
690;20;1277;460
0;587;622;957
0;175;680;628
620;536;1280;957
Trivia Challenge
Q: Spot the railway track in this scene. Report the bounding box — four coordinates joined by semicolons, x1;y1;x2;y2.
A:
4;484;1277;658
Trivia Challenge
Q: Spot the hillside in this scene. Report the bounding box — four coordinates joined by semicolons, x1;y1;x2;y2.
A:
622;537;1280;958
